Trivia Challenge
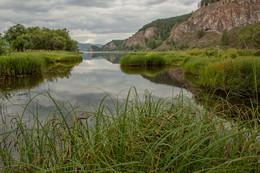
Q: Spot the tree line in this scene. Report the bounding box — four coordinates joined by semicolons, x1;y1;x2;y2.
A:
0;24;78;54
199;0;220;7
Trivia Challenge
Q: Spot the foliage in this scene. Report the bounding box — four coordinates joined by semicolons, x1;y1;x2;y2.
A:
199;0;220;7
90;45;102;51
0;90;258;172
221;30;230;47
140;14;191;41
231;22;260;49
121;49;260;96
0;51;82;77
166;38;175;46
0;35;8;55
4;24;78;52
102;40;125;51
120;53;169;66
197;29;205;39
198;57;260;96
145;37;163;49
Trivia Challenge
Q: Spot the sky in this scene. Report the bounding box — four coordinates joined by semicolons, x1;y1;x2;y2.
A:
0;0;200;44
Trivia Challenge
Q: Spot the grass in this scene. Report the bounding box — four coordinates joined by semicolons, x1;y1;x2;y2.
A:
0;89;259;172
120;49;260;97
0;51;82;77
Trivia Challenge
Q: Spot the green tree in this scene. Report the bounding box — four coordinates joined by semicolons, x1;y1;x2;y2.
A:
3;25;78;51
0;34;8;55
4;24;27;45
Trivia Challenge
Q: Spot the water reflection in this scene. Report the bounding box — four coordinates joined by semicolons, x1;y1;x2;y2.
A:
121;66;196;93
82;52;127;64
0;61;81;94
120;66;172;77
0;53;194;124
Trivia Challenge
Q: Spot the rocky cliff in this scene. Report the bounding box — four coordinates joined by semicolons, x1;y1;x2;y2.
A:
124;27;157;47
169;0;260;41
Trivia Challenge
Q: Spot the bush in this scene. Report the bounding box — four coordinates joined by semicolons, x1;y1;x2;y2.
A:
254;50;260;56
197;29;205;39
222;30;230;46
230;53;237;59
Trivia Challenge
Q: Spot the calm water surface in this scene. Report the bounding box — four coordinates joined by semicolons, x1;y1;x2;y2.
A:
0;52;193;123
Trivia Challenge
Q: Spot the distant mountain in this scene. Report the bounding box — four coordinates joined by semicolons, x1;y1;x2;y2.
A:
78;43;103;52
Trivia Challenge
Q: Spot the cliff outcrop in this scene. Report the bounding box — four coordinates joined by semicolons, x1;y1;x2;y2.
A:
169;0;260;41
124;27;157;47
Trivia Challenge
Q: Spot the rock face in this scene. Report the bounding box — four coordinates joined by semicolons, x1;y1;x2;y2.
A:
124;27;157;47
103;42;117;49
169;0;260;41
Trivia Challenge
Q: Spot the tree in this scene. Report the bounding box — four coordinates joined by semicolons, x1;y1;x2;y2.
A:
4;24;27;45
0;34;8;55
3;25;78;51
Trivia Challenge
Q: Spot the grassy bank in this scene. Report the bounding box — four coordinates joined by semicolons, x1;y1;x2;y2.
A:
0;90;259;172
120;49;260;96
0;51;82;77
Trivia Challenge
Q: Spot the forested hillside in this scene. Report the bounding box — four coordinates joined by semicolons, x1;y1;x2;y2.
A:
103;14;191;50
139;13;192;41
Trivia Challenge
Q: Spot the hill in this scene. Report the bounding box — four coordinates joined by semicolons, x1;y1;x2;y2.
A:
104;0;260;51
103;14;191;51
78;43;102;52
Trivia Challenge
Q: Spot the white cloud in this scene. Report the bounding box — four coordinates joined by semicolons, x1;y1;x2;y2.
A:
0;0;200;44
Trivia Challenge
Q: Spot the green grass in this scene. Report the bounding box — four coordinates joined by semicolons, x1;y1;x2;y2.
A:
120;49;260;96
0;89;259;172
0;51;82;77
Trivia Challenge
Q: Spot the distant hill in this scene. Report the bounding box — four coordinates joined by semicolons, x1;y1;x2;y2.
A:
104;0;260;50
78;43;103;52
103;14;191;51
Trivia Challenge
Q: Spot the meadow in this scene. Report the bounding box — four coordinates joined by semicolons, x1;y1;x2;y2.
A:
0;89;259;172
0;51;82;77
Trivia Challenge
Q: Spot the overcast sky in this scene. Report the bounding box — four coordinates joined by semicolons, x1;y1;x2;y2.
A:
0;0;200;44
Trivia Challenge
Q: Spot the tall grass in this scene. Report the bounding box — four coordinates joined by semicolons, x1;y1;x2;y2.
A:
0;51;82;77
0;54;43;76
0;89;259;172
120;53;169;66
121;49;260;96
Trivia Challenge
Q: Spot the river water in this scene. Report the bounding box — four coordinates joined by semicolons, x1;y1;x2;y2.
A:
0;52;194;123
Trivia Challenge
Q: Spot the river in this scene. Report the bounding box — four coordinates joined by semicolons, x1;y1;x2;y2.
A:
0;52;193;124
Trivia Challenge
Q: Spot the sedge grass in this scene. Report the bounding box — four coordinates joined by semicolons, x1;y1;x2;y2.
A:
121;49;260;97
0;51;82;77
0;89;259;172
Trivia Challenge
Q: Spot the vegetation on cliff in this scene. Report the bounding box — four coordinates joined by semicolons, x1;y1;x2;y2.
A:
199;0;220;7
141;13;192;49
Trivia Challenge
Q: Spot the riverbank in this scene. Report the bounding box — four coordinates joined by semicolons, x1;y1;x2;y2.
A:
0;90;258;172
0;51;82;77
120;49;260;97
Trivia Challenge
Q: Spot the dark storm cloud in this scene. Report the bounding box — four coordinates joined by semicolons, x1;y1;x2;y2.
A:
0;0;200;44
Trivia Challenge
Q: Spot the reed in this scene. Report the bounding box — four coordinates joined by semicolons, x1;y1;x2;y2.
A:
0;89;258;172
0;51;82;77
120;49;260;96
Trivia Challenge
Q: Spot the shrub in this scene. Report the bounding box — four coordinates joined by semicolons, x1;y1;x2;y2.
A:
221;30;230;46
197;29;205;39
